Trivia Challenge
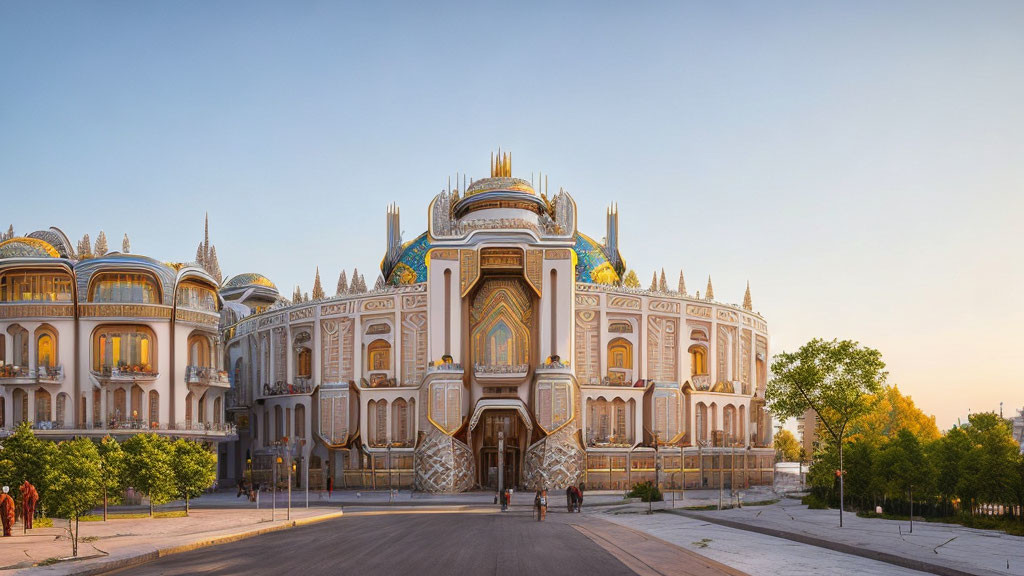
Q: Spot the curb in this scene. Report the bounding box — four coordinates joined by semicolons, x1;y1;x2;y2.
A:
39;510;345;576
665;509;997;576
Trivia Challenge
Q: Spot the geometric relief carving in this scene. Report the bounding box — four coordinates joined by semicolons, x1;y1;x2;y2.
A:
340;318;354;381
0;304;75;319
402;294;427;309
401;312;427;386
740;329;752;385
535;379;573;433
608;295;641;310
428;380;463;435
575;293;599;307
522;421;584;491
318;387;349;446
362;298;394;312
649;300;679;314
652;385;682;443
646;316;678;382
574;310;599;386
460;249;479;296
686;304;712;318
414;425;475;493
717;309;739;323
524;249;543;296
272;327;287;383
321;319;340;383
717;325;736;384
470;279;532;367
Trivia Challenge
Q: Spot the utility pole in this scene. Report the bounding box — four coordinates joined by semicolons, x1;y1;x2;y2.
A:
497;430;505;504
718;449;724;511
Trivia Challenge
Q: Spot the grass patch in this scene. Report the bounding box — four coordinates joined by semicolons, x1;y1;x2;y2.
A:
683;504;722;511
37;557;62;566
857;511;1024;537
76;511;188;522
692;538;712;548
801;494;829;510
33;517;54;528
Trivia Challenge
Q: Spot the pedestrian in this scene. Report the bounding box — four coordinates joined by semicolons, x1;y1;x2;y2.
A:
0;489;14;537
571;485;582;512
327;476;334;500
20;481;37;531
566;486;574;512
506;488;512;511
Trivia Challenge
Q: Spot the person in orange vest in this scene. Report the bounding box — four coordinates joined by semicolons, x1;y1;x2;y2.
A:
0;488;14;537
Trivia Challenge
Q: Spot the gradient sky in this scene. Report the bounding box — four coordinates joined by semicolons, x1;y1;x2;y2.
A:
2;1;1022;430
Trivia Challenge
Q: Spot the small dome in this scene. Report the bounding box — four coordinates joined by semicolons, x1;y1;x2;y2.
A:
464;176;538;198
223;272;277;291
0;237;60;259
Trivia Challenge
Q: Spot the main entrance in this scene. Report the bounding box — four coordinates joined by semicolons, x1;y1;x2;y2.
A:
478;410;524;489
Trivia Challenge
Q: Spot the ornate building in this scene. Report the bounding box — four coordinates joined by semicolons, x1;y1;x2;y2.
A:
0;224;236;473
222;152;775;493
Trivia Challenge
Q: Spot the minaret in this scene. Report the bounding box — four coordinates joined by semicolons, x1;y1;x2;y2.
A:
203;212;210;261
743;281;752;311
605;203;622;270
705;276;714;301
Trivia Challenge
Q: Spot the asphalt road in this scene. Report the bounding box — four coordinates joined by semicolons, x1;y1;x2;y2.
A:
110;510;639;576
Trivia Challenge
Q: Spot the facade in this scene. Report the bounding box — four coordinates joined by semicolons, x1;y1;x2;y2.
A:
223;153;775;493
0;225;236;473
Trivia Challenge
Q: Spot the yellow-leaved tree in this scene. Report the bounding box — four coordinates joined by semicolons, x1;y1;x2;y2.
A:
847;385;940;447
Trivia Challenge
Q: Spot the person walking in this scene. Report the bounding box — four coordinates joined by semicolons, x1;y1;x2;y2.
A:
566;486;574;512
327;476;334;500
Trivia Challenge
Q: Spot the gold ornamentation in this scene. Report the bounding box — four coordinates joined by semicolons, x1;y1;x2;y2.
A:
175;308;219;326
717;309;739;323
459;249;479;296
431;249;459;261
575;293;599;307
470;278;532;366
392;262;419;285
79;304;171;319
480;247;523;269
574;310;599;385
589;261;619;285
0;304;74;319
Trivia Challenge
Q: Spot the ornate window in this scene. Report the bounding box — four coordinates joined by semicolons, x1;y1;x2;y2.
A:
35;388;51;422
89;272;160;304
587;398;630;445
0;270;73;302
391;398;412;446
297;348;312;378
689;345;708;376
606;338;633;385
92;325;155;373
175;281;217;312
187;332;212;367
36;327;58;369
367;339;391;372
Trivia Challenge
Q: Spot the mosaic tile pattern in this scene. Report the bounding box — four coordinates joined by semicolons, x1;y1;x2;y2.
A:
573;233;620;284
386;232;431;285
414;425;476;492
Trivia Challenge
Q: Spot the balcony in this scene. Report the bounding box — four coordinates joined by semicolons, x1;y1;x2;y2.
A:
93;366;159;384
259;379;314;398
185;365;231;388
425;362;465;375
535;359;572;375
691;374;711;391
473;363;529;381
0;421;238;441
0;365;64;385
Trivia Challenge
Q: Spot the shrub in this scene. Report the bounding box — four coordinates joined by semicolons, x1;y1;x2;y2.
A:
802;493;829;509
626;481;663;503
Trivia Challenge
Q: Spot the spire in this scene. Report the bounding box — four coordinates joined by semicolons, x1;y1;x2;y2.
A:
94;231;108;256
203;212;210;259
122;233;131;253
605;203;621;270
743;281;752;311
678;270;687;295
490;149;512;177
312;267;325;300
659;268;668;292
705;276;714;301
336;270;348;295
649;272;658;291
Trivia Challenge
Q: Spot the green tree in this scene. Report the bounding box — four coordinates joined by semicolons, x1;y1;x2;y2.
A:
959;412;1019;515
766;338;887;527
171;439;217;515
842;439;882;511
932;425;970;515
44;438;103;557
879;429;933;518
97;436;127;521
773;429;801;462
0;422;56;510
122;434;174;516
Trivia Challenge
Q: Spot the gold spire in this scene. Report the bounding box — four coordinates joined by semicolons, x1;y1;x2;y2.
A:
705;276;714;301
743;281;752;311
490;149;511;177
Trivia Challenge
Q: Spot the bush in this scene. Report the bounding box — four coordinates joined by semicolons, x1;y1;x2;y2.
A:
626;481;663;503
802;493;829;509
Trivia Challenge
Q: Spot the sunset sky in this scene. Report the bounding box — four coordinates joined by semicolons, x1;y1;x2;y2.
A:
2;1;1022;429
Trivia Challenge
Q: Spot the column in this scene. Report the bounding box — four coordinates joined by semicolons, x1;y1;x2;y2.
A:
285;325;293;383
100;388;108;428
27;325;37;375
84;390;94;429
3;392;14;429
312;309;322;386
27;388;36;424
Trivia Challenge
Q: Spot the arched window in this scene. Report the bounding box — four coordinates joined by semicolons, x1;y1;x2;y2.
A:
113;388;127;420
56;392;69;427
130;384;144;421
297;348;312;378
89;272;160;304
198;394;207;424
294;404;304;438
187;333;212;367
368;400;388;447
35;388;51;422
367;339;391;372
185;391;194;424
175;281;217;312
0;270;73;302
36;327;57;369
689;345;707;376
587;398;630;445
696;402;708;442
391;399;410;445
7;325;29;367
92;326;156;373
606;338;633;385
148;390;159;426
723;405;736;444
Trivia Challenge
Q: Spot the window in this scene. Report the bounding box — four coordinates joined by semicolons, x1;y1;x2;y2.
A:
187;333;211;367
689;345;707;376
367;339;390;372
297;348;312;378
92;326;155;373
35;388;51;422
149;390;160;426
36;328;57;369
89;272;160;304
0;271;73;302
606;338;633;385
175;281;217;312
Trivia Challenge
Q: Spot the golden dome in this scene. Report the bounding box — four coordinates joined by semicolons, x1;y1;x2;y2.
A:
0;237;60;259
223;272;277;290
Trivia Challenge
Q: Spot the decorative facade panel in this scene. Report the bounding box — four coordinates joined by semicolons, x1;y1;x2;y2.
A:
574;310;599;385
401;311;427;386
646;316;678;382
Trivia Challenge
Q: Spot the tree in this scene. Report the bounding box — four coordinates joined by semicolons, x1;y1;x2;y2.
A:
959;412;1019;515
94;231;108;256
44;438;103;557
97;436;127;521
879;429;932;523
848;385;940;447
932;424;970;516
766;338;887;527
0;422;54;508
77;234;92;258
773;429;801;462
170;439;217;515
122;434;174;516
122;233;131;253
623;269;640;288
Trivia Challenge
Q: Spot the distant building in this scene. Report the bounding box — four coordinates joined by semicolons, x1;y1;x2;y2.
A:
1012;408;1024;454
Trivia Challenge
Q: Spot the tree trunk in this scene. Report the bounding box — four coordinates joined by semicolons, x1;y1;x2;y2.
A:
103;485;108;522
185;495;189;516
71;517;78;557
150;498;154;517
839;440;845;528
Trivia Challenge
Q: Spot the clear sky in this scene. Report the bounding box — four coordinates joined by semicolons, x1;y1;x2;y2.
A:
2;1;1022;430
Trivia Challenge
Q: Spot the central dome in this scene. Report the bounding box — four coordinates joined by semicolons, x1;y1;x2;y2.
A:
464;176;537;198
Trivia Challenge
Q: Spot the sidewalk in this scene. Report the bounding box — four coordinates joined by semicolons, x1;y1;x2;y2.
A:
0;493;343;576
672;497;1024;576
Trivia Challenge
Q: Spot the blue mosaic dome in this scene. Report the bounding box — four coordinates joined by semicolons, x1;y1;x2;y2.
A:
573;233;623;284
384;232;431;285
